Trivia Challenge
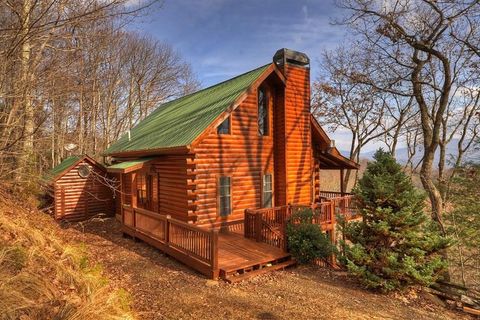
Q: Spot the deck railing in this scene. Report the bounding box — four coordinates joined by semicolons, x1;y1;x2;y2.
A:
244;194;358;250
319;190;352;200
245;206;290;249
122;205;219;279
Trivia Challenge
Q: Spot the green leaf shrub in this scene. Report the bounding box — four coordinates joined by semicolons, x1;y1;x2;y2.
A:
286;208;336;264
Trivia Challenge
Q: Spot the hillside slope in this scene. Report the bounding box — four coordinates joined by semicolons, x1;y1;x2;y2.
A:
0;190;470;320
67;220;469;319
0;191;134;320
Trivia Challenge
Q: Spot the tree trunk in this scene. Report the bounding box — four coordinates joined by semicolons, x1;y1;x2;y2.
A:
16;0;34;182
412;49;451;281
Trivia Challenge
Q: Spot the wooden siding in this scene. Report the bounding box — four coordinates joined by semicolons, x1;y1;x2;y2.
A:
283;64;312;205
153;155;193;220
117;155;192;222
192;82;276;227
54;159;113;220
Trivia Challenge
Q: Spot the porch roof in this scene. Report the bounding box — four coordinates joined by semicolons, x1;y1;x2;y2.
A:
310;116;359;170
316;148;359;170
107;157;156;173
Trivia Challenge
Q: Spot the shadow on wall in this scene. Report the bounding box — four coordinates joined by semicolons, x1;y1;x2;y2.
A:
285;65;311;204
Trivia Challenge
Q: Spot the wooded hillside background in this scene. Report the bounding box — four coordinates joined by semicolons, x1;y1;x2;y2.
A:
0;0;197;185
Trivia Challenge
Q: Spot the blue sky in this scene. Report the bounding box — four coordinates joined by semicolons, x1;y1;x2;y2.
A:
132;0;346;86
131;0;358;151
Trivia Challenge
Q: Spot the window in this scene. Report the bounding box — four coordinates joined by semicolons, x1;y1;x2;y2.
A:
258;88;269;136
262;174;273;208
136;173;150;209
218;176;231;216
217;116;230;134
78;164;90;178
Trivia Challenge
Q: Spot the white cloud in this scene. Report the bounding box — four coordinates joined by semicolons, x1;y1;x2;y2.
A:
302;5;309;20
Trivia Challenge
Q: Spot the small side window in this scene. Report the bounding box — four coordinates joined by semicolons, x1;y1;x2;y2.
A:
217;116;230;135
219;176;231;216
262;174;273;208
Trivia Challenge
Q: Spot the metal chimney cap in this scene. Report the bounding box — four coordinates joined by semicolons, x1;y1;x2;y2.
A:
273;48;310;67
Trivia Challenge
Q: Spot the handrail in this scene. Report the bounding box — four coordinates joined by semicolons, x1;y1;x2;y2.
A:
121;205;219;279
245;194;358;250
319;190;353;199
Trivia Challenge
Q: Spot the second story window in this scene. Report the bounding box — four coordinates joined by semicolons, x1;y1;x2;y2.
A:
218;176;232;216
217;116;230;134
258;88;269;136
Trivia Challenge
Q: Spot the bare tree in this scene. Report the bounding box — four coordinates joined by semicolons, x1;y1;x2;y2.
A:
336;0;480;236
0;0;202;187
0;0;161;181
404;114;423;173
381;95;416;157
312;46;400;189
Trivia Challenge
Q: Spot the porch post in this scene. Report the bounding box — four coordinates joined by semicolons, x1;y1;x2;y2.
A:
120;174;125;223
340;169;345;196
255;213;262;242
211;229;219;279
131;173;137;236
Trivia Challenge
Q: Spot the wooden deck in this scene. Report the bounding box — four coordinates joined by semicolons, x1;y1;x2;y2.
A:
120;194;356;282
218;231;295;282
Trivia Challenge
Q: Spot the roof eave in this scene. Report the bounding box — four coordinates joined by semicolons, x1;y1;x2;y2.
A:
310;116;359;170
104;145;191;158
107;159;156;174
326;148;360;170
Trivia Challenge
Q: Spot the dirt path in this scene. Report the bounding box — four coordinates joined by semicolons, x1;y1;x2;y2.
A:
62;217;468;320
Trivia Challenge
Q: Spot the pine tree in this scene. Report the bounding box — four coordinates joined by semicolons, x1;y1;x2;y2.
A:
341;149;450;291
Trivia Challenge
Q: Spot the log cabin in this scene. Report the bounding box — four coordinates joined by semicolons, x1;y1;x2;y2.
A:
104;49;359;282
43;155;114;221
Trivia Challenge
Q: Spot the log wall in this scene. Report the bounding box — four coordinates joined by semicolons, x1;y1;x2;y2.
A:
192;81;276;227
117;155;193;222
54;159;113;221
153;155;193;221
273;87;287;206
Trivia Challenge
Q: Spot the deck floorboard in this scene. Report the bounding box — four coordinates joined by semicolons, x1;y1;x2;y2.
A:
218;232;290;273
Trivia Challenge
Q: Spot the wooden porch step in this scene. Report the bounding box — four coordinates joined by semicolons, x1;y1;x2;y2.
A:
219;253;292;274
223;259;297;283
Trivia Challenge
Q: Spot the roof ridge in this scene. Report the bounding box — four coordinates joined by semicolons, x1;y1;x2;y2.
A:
143;63;272;119
170;63;271;103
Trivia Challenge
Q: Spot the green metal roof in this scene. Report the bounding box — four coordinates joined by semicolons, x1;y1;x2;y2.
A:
43;156;81;183
104;64;271;155
108;157;155;170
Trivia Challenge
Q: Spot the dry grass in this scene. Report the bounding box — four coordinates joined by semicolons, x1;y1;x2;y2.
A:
0;192;134;320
